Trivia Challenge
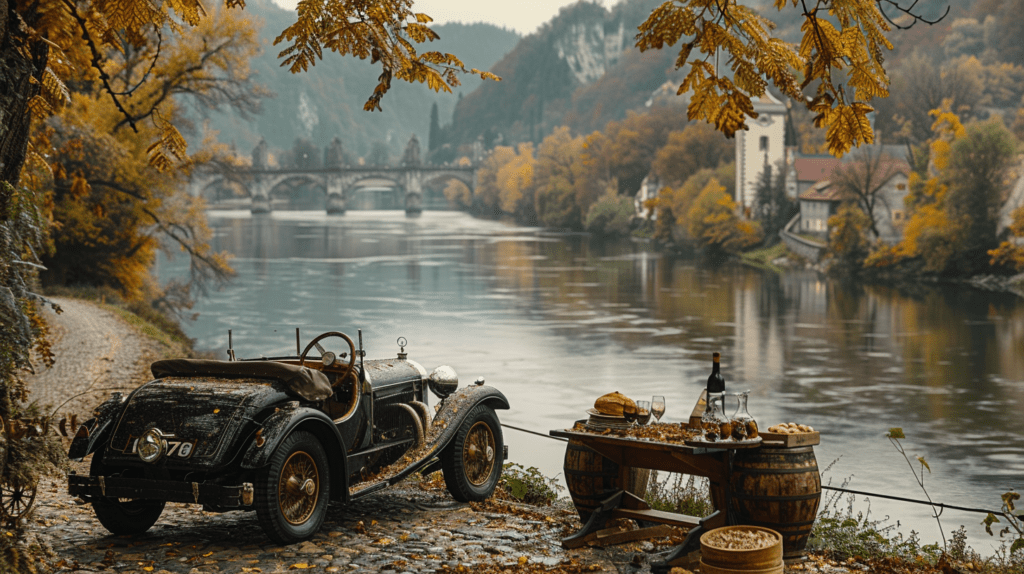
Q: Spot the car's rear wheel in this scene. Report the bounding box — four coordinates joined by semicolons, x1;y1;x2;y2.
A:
255;430;330;544
442;405;503;502
89;454;165;535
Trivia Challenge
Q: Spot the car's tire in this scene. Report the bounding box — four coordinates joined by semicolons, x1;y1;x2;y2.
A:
89;454;165;535
441;405;503;502
255;430;330;544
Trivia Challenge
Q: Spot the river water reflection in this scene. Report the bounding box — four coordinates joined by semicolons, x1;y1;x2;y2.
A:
159;210;1023;550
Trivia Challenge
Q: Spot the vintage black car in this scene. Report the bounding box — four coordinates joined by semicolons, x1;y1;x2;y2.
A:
67;331;509;543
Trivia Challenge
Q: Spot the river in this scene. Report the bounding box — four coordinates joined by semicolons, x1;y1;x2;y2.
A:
157;209;1024;553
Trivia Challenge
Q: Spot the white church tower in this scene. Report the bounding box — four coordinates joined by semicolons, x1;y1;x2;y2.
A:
735;92;787;214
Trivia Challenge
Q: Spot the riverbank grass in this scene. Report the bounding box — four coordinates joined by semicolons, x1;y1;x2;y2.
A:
740;242;789;272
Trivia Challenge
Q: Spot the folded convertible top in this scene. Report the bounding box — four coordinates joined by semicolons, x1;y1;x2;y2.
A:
150;359;332;401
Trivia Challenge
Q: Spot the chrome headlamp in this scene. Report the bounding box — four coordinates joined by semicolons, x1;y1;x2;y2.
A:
138;428;166;463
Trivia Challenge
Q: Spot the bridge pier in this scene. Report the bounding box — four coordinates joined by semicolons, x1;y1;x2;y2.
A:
326;192;345;214
251;194;271;214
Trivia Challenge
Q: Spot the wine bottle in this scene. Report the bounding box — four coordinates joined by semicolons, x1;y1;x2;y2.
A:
707;352;724;395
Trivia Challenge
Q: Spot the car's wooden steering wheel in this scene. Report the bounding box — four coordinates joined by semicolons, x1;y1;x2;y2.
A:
299;331;356;385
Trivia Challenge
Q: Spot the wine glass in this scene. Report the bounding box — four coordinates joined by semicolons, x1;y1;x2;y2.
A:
651;396;666;423
636;400;652;425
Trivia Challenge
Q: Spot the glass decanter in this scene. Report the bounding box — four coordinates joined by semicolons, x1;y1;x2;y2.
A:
731;390;758;440
701;392;731;441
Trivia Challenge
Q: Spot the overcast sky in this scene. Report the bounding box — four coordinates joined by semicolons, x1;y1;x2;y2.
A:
268;0;610;35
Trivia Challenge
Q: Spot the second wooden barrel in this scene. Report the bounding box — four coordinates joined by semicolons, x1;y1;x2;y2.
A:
563;438;649;523
730;446;821;559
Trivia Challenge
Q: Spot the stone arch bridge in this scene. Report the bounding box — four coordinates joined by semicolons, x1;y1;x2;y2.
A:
189;165;476;214
189;136;479;214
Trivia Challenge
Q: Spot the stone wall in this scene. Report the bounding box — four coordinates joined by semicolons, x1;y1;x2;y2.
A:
780;214;826;262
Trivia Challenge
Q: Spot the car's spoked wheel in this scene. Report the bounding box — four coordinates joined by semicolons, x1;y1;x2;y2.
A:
463;422;496;486
256;431;330;544
89;455;165;535
279;451;319;525
0;481;36;523
442;405;503;502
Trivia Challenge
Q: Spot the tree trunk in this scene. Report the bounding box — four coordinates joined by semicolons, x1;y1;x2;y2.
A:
0;0;48;205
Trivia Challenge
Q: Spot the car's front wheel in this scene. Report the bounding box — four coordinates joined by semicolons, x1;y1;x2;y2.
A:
442;405;503;502
89;454;165;535
255;430;330;544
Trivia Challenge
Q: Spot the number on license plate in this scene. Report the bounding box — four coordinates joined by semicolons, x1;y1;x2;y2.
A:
129;438;196;458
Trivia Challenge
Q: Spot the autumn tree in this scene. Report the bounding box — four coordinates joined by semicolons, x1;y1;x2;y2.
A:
988;206;1024;272
653;163;734;245
474;145;517;218
29;3;267;304
873;51;983;145
496;143;537;222
651;122;734;186
826;203;873;276
686;178;761;256
534;127;586;229
443;178;472;209
943;120;1017;274
602;106;690;194
831;145;907;239
585;182;634;237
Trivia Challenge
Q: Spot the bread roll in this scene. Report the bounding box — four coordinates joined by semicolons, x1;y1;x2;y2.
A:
594;391;637;417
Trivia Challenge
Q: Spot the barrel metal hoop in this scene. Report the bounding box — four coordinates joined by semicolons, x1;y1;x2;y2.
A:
732;492;822;502
732;466;819;475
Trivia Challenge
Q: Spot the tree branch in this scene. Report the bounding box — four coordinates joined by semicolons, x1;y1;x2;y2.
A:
62;0;139;133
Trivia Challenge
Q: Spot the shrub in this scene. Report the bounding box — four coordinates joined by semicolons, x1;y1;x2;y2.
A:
498;463;563;506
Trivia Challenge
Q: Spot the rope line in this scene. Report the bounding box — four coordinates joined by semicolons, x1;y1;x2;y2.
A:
501;423;568;442
498;422;1017;517
821;486;1007;516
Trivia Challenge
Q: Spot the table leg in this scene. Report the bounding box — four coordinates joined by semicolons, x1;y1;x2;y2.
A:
649;509;725;574
560;490;624;549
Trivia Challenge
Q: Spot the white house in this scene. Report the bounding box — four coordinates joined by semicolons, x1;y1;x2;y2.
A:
735;92;787;214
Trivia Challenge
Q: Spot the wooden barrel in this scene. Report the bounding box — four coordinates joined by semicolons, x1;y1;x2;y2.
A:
563;438;650;522
730;446;821;560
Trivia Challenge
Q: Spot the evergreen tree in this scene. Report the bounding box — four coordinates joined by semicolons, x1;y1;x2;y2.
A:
753;164;796;245
428;102;441;153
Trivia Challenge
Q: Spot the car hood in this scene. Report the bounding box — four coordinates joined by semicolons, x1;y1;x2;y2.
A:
104;377;290;469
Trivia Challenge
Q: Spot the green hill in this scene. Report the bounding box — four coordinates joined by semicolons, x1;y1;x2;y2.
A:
199;0;520;160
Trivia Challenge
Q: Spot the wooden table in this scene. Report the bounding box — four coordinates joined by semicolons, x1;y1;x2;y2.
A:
550;427;754;573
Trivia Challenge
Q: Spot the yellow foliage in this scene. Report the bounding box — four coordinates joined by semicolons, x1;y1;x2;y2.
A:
636;0;891;156
496;143;535;215
988;206;1024;270
443;179;471;209
685;178;761;253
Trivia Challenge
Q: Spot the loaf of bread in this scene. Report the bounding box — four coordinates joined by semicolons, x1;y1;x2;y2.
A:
594;391;637;417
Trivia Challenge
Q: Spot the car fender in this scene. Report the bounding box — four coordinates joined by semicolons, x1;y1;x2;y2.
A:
429;385;510;455
68;392;128;461
352;385;510;490
240;406;350;502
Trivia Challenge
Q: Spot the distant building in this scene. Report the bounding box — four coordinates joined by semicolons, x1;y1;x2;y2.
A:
797;167;910;243
635;173;662;220
798;181;843;237
735;92;787;213
788;156;841;197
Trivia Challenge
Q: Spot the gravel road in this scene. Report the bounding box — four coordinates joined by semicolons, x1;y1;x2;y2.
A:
25;297;174;417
